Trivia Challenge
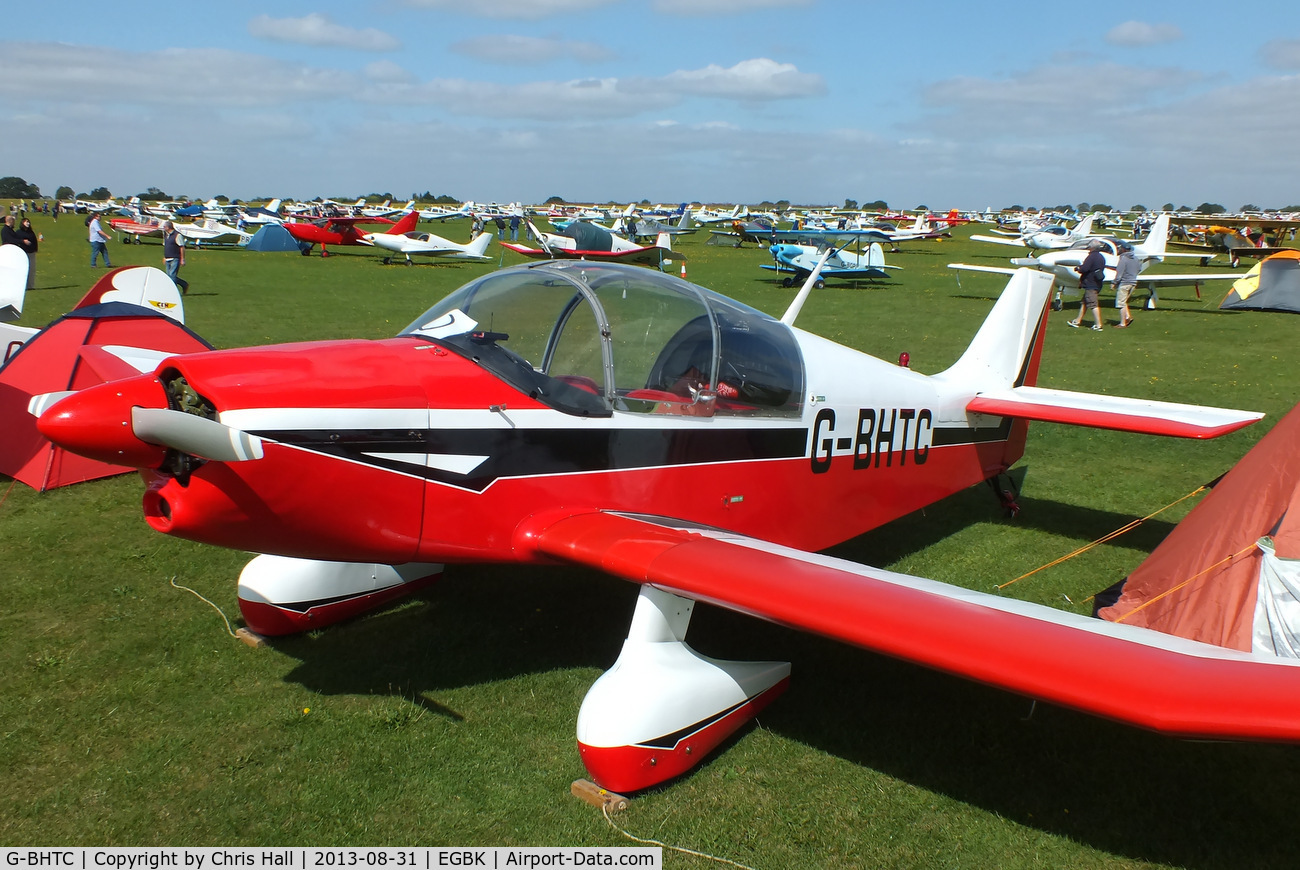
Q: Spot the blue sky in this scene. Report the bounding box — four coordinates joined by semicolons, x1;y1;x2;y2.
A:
2;0;1297;210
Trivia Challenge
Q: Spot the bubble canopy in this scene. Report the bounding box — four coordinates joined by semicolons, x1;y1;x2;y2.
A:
401;261;805;418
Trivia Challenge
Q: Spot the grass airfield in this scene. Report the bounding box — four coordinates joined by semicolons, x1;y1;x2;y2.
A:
3;212;1299;868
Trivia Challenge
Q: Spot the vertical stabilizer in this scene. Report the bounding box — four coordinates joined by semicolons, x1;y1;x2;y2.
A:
934;268;1055;390
386;211;420;235
1139;214;1170;258
866;242;885;270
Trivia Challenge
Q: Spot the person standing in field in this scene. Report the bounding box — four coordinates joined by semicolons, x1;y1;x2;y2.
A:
1067;239;1106;331
1112;242;1138;328
88;212;113;267
16;217;38;289
161;220;188;294
0;214;18;247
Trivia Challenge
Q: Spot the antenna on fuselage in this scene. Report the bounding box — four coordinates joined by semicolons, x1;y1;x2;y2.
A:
780;248;834;327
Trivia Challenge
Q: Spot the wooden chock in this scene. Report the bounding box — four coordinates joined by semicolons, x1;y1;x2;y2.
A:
235;627;266;648
571;779;629;813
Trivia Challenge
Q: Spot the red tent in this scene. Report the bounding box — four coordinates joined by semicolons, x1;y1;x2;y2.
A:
1099;402;1300;654
0;289;210;490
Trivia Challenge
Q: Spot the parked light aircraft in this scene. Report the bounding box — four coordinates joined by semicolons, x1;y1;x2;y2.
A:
172;219;251;247
628;209;696;240
237;200;284;226
693;204;750;225
37;257;1284;795
970;214;1099;252
283;211;419;257
951;215;1242;306
550;204;638;235
361;229;495;265
502;220;683;268
107;214;166;243
1165;217;1300;267
762;241;901;287
419;201;476;222
361;200;415;219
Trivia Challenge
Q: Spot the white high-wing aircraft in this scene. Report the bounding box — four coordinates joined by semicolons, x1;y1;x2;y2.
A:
361;229;494;265
552;204;639;235
361;200;415;218
173;218;252;247
237;199;284;226
694;204;750;225
951;215;1241;306
419;201;476;222
970;214;1100;251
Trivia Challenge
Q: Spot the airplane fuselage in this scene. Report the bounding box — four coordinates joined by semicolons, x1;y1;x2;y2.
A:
43;333;1027;567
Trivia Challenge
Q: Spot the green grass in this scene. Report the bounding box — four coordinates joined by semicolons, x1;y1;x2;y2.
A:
3;214;1299;867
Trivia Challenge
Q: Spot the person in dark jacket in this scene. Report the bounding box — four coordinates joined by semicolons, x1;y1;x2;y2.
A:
161;220;189;294
1067;239;1106;331
15;217;38;289
0;214;19;247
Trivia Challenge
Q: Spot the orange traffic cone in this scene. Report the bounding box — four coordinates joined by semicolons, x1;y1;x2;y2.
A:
680;260;687;280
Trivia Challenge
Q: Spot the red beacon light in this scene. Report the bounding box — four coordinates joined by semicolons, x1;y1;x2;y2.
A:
898;351;910;368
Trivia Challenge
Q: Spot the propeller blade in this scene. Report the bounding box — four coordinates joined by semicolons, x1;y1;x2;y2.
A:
132;407;264;462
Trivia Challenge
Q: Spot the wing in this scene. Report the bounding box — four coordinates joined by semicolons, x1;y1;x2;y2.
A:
947;263;1019;277
324;216;395;227
527;510;1300;742
499;243;550;260
1135;271;1241;289
967;385;1263;438
969;234;1029;248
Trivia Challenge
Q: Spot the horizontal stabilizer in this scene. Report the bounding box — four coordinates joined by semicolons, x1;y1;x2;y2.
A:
967;385;1263;439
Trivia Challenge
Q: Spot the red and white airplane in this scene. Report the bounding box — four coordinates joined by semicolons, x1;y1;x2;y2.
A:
283;210;420;257
502;219;683;268
39;260;1300;796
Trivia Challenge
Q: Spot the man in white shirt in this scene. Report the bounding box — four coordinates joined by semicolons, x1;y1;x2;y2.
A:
88;213;112;267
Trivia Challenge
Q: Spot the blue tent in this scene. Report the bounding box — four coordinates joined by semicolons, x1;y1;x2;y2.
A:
246;225;305;253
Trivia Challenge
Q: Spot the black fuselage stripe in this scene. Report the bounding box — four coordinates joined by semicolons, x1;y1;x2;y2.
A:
249;421;1012;490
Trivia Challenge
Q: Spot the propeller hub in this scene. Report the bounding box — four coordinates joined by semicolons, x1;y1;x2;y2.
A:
37;374;170;468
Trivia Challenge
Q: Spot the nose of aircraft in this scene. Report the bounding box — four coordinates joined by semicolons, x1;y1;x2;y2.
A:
37;374;170;468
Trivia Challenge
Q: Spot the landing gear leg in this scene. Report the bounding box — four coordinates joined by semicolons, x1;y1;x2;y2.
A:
986;472;1021;518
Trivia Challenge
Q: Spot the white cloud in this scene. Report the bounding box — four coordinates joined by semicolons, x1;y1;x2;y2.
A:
0;42;353;107
653;0;812;14
450;34;614;65
636;58;825;101
396;0;618;20
1260;39;1300;69
372;76;676;120
364;61;418;84
248;13;401;52
1105;21;1183;46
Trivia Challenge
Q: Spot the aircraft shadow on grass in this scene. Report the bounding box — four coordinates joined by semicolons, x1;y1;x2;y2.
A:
262;485;1299;869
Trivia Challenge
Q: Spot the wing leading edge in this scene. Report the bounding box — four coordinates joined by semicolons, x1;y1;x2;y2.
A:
524;510;1300;742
